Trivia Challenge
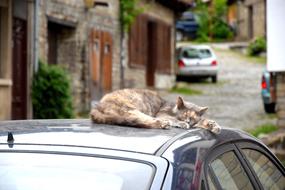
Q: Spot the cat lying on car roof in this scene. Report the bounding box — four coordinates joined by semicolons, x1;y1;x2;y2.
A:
90;89;221;134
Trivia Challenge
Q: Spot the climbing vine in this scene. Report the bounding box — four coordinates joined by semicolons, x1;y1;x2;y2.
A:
120;0;143;31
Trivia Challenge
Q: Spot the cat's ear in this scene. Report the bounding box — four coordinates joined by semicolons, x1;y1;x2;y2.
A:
177;96;185;109
198;107;208;116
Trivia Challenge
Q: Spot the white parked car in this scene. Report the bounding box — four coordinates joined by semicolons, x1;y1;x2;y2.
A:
176;45;218;83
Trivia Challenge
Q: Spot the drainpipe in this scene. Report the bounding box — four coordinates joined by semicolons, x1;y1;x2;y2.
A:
34;0;39;73
29;0;39;119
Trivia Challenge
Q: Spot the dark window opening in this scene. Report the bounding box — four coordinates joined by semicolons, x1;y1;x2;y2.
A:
48;22;58;65
47;21;76;67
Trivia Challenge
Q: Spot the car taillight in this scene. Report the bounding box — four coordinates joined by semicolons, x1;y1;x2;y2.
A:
262;76;267;89
211;60;217;66
178;60;185;68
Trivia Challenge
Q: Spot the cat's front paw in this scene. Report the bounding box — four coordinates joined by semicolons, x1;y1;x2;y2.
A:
158;120;172;129
174;121;190;129
194;119;222;134
208;120;221;134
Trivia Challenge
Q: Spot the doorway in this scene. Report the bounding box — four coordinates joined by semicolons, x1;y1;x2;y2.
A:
146;21;157;87
248;5;253;39
12;17;27;119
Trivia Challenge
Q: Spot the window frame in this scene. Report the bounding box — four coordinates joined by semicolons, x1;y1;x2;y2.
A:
236;142;285;190
205;142;261;190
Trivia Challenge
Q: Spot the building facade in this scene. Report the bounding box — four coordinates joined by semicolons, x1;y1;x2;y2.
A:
227;0;266;41
0;0;35;120
0;0;121;119
38;0;121;113
0;0;191;119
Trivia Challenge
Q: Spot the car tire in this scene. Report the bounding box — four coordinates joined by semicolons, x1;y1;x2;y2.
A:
212;75;217;83
264;103;276;113
176;31;183;41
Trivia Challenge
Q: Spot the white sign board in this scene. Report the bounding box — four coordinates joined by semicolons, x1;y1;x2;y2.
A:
267;0;285;72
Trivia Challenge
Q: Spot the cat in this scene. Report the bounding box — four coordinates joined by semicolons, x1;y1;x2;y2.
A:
90;89;221;134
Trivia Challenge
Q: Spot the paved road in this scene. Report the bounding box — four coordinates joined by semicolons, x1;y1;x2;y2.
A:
163;44;276;130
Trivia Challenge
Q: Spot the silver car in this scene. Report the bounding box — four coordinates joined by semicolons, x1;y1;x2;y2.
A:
176;45;218;83
0;119;284;189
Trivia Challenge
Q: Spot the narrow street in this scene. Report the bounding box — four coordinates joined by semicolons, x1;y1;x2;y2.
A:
163;44;276;130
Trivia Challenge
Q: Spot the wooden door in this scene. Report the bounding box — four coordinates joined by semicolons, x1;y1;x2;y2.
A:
129;15;172;87
12;17;27;119
101;32;112;92
146;21;157;87
89;29;112;99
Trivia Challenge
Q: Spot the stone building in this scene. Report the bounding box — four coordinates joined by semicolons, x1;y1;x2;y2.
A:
0;0;121;119
37;0;121;113
0;0;192;119
0;0;35;120
227;0;266;40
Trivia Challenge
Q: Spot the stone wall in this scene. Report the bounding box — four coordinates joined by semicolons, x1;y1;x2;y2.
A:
236;0;266;40
236;2;249;40
276;72;285;128
36;0;176;113
37;0;120;113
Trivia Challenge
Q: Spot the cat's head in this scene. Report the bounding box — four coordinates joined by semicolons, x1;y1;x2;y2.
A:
173;96;208;126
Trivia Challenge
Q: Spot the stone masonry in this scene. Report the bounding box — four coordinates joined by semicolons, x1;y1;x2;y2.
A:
236;0;266;40
37;0;181;114
38;0;120;113
276;73;285;128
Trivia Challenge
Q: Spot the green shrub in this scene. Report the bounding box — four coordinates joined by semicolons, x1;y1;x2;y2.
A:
212;20;233;40
195;1;210;42
32;61;74;119
194;0;233;42
247;37;266;56
170;86;203;95
248;123;278;138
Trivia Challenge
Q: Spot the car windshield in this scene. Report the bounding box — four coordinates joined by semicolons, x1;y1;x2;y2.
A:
0;153;154;190
181;13;195;21
182;48;212;59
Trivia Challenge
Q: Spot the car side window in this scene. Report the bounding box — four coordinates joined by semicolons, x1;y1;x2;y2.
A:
208;151;254;190
207;174;217;190
242;149;285;190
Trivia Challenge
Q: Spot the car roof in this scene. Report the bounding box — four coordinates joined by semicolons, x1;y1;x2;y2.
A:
0;119;189;154
0;119;257;155
178;44;212;50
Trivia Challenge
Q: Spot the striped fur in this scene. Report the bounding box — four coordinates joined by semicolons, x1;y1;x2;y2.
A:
90;89;221;133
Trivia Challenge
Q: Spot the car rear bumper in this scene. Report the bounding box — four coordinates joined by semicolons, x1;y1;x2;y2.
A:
262;89;275;104
177;66;218;77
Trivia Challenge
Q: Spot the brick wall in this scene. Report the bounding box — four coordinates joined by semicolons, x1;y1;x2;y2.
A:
276;73;285;128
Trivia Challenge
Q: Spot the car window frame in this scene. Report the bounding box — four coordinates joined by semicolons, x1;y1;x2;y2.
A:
236;141;285;190
205;143;261;190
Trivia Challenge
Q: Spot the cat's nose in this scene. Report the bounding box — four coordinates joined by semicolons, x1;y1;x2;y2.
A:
186;118;191;124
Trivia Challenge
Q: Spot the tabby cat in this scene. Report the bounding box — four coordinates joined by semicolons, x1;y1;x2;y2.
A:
90;89;221;133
